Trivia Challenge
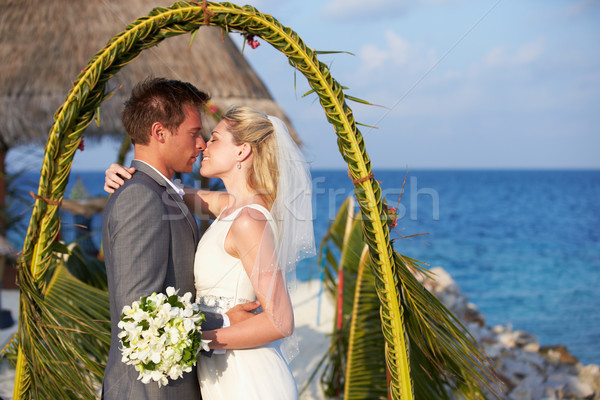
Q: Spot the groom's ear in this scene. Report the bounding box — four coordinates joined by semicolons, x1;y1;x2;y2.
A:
151;122;168;143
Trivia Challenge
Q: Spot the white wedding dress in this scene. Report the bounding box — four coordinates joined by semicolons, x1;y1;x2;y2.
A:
193;204;298;400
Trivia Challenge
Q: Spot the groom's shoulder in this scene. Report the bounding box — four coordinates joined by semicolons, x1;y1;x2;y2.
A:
128;170;162;189
107;172;163;206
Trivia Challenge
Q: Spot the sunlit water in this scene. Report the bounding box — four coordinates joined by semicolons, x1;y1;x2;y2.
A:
12;169;600;365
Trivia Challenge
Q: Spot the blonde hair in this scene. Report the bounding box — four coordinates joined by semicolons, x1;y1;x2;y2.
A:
222;106;279;208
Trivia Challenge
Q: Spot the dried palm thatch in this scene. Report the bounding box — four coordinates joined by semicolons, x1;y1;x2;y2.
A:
0;0;298;149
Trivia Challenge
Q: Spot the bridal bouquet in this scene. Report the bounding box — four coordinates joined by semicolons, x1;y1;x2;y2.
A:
118;287;210;387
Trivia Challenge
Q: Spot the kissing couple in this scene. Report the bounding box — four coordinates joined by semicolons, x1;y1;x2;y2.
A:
101;77;314;399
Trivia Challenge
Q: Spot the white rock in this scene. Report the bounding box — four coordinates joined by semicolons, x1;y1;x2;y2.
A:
508;386;533;400
429;266;459;293
501;357;540;381
484;343;504;359
515;351;546;371
514;331;537;348
563;375;594;398
543;378;566;399
522;342;540;353
578;364;600;393
520;373;545;399
543;385;559;399
466;322;483;341
493;325;507;334
498;332;517;349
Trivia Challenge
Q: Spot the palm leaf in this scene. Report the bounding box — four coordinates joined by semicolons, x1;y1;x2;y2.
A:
309;198;391;398
9;255;109;399
311;197;355;397
314;197;501;399
344;245;388;399
395;252;502;398
60;243;108;290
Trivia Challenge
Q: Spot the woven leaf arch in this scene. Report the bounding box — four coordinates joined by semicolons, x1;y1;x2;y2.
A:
16;2;411;399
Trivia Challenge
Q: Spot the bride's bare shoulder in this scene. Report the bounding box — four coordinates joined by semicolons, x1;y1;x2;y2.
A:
233;207;268;231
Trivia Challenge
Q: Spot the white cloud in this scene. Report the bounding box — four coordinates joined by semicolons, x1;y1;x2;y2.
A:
483;47;506;67
358;31;413;71
322;0;410;19
514;39;544;65
387;32;411;65
481;39;544;68
360;44;390;70
321;0;458;19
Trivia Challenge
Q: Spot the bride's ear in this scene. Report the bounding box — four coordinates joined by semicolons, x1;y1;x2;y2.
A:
237;143;253;162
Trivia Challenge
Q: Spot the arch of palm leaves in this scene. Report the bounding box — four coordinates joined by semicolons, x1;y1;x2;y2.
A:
12;2;451;400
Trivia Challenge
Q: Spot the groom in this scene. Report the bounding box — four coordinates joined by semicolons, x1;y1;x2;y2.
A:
101;78;255;399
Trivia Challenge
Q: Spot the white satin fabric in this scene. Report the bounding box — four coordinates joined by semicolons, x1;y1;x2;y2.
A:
194;204;298;400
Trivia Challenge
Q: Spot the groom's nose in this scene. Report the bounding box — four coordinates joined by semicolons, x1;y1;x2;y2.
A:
197;136;207;151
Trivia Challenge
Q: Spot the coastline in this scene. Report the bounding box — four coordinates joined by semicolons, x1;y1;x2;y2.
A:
414;267;600;400
1;270;598;399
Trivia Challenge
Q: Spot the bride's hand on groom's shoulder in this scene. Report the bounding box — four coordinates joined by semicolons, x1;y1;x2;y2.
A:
104;164;135;194
226;301;261;325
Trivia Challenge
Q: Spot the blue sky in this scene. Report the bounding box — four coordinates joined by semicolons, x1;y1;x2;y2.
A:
9;0;600;171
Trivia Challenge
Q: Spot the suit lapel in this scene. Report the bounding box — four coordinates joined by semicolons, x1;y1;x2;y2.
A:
164;184;199;244
130;160;199;244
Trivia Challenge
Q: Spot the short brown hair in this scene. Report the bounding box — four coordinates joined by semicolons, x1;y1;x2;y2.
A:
122;77;210;145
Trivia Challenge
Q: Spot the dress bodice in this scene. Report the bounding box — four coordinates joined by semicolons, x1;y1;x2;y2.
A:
193;204;298;400
193;204;275;313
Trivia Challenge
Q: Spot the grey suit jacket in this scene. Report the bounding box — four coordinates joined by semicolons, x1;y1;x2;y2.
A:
101;160;222;400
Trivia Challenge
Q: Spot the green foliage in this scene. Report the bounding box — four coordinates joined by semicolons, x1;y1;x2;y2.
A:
314;197;503;399
62;242;108;291
309;198;401;399
6;255;109;399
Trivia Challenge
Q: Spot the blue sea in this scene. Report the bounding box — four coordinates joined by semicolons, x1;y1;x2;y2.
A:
9;169;600;365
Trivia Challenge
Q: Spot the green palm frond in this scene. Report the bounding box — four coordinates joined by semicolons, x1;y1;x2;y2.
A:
344;245;389;399
311;198;392;398
315;197;501;399
10;254;109;399
395;252;502;398
59;243;108;290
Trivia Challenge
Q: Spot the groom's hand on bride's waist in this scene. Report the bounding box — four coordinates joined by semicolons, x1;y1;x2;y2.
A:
226;301;261;325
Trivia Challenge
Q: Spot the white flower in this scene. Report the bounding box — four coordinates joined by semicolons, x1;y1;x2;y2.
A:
182;318;195;333
200;339;212;352
119;286;205;387
181;291;192;303
166;326;181;345
167;364;184;380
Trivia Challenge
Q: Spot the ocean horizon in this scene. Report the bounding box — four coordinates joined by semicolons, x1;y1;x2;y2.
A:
7;168;600;365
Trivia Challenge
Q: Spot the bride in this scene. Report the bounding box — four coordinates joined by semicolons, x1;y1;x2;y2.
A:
105;106;314;399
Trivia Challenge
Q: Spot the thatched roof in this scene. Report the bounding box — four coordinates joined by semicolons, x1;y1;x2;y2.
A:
0;0;298;148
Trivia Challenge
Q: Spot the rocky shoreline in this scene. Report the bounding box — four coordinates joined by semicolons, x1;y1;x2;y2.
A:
417;266;600;400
